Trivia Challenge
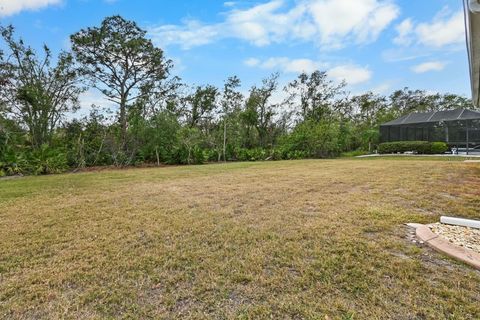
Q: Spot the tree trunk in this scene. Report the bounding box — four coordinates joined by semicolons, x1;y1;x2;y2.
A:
119;95;127;151
223;119;227;162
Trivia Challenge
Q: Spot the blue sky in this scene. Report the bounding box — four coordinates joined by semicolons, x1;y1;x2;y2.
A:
0;0;471;112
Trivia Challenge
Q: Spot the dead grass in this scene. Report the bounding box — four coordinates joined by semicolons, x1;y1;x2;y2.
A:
0;158;479;319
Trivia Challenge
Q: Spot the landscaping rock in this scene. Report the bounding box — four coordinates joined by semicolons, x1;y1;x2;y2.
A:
430;223;480;254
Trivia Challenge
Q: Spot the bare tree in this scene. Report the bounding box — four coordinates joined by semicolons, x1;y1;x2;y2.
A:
285;70;346;123
245;73;279;148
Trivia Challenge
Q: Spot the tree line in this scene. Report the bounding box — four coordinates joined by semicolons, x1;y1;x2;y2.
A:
0;16;473;175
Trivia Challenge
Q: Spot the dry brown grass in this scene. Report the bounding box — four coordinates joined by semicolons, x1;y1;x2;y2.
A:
1;158;480;319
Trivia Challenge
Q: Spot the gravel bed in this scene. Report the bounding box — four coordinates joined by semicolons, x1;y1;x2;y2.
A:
430;223;480;254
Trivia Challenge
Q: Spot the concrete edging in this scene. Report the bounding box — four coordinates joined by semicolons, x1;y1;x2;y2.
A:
416;225;480;270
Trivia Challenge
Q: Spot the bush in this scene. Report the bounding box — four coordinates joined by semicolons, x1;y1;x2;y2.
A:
430;142;449;154
0;145;68;175
234;148;268;161
28;145;69;174
169;145;207;165
378;141;448;154
278;120;342;158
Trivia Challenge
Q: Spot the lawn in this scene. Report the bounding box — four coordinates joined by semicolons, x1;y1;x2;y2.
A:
1;158;480;319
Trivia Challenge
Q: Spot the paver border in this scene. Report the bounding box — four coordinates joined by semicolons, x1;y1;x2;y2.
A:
416;224;480;270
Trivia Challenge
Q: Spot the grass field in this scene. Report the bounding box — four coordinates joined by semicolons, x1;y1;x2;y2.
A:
1;158;480;319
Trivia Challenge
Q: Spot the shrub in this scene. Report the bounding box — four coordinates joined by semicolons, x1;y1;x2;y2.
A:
430;142;449;154
378;141;448;154
278;120;342;158
0;145;68;175
29;145;69;174
270;148;284;161
286;150;309;160
0;151;23;176
169;145;206;165
234;148;269;161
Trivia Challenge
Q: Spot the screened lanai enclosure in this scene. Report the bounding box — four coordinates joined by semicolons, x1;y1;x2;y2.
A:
380;109;480;152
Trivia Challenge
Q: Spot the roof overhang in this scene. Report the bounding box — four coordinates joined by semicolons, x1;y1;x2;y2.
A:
465;0;480;107
380;108;480;126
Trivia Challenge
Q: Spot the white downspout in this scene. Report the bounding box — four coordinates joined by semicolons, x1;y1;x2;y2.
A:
465;0;480;107
441;216;480;229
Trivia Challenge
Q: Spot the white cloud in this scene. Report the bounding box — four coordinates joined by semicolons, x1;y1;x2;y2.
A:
0;0;61;17
370;83;392;94
381;48;430;62
394;9;465;48
283;58;320;73
149;20;220;50
149;0;399;50
65;89;116;120
411;61;446;73
416;10;464;48
328;64;372;85
261;57;321;73
244;57;322;73
393;19;414;45
171;56;186;73
79;89;116;111
308;0;399;48
244;58;261;67
245;57;371;85
226;0;307;46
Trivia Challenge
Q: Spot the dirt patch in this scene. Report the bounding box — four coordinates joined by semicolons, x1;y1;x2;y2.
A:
0;175;24;181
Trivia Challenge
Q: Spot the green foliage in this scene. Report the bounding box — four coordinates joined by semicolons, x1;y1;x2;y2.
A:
233;148;268;161
285;70;346;122
244;73;279;148
171;127;206;164
0;145;68;175
279;120;342;158
0;17;474;176
430;142;449;154
378;141;448;155
186;85;219;127
0;157;23;176
70;15;171;147
28;145;68;174
0;25;83;149
130;110;180;164
389;88;472;115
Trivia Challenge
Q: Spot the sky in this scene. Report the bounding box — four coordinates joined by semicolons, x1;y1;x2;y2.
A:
0;0;472;115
